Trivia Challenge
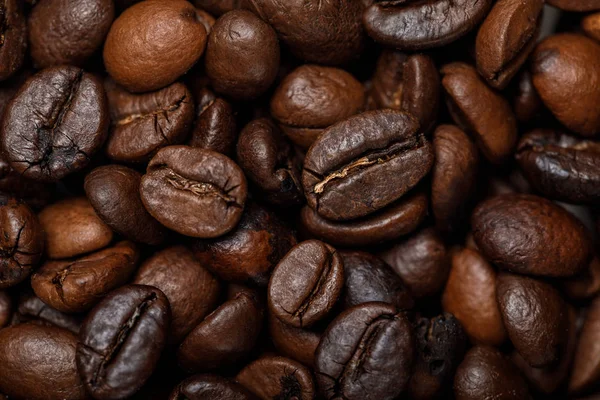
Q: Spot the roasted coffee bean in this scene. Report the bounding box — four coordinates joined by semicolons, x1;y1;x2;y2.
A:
364;0;492;50
513;70;544;123
269;312;321;368
133;245;221;344
85;165;167;245
441;62;518;164
475;0;543;89
104;80;194;164
268;240;344;328
193;202;296;285
243;0;365;66
194;0;241;16
1;66;109;181
31;241;139;313
300;190;428;247
431;125;478;233
0;0;26;81
531;33;600;137
570;296;600;394
408;313;467;400
39;197;113;260
302;110;433;221
454;346;531;400
340;251;414;310
0;290;11;327
177;290;263;372
472;194;591;277
369;51;440;133
547;0;600;11
28;0;114;68
0;156;53;210
236;355;315;400
270;65;364;149
205;10;279;100
442;247;507;346
564;257;600;301
140;145;247;238
77;284;171;399
236;118;303;206
14;291;82;333
189;88;237;156
315;302;414;400
0;196;44;289
0;323;88;400
169;374;257;400
583;12;600;42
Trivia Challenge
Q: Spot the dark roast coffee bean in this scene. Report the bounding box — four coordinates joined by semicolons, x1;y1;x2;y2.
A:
104;80;194;164
205;10;279;100
85;165;167;245
315;302;414;400
270;65;364;149
28;0;114;68
77;284;171;400
0;290;11;327
302;110;433;221
340;251;414;310
269;240;344;328
169;374;257;400
475;0;543;89
442;248;506;346
243;0;365;65
39;197;113;260
300;191;428;247
15;291;82;333
531;33;600;137
177;290;263;372
364;0;492;50
0;323;88;400
189;88;237;156
1;66;109;181
513;70;544;123
570;296;600;394
564;257;600;301
31;241;139;313
472;194;592;277
0;196;44;289
133;245;221;344
431;125;478;233
193;202;296;285
140;145;247;238
194;0;240;15
369;51;440;133
441;62;517;164
454;346;531;400
547;0;600;11
380;228;450;299
583;12;600;42
408;313;467;400
0;0;26;81
236;355;315;400
497;273;569;368
103;0;207;93
236;118;303;206
269;312;321;368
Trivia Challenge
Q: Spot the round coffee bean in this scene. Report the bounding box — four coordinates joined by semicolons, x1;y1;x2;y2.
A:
269;312;321;368
189;88;237;156
269;240;344;328
0;196;44;289
472;193;592;277
570;296;600;394
28;0;114;68
77;284;171;400
1;66;109;181
103;0;207;93
169;374;257;400
0;0;26;81
302;110;433;221
140;145;247;238
0;291;12;327
315;302;414;400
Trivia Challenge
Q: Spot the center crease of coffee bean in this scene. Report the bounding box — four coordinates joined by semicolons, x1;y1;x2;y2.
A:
165;170;240;205
115;95;187;126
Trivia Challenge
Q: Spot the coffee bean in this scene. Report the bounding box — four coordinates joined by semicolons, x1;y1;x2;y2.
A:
364;0;492;50
1;66;109;181
39;197;113;259
269;312;321;368
85;165;167;245
472;193;592;277
0;323;88;400
140;145;247;238
302;110;433;221
189;88;237;156
547;0;600;11
14;291;82;333
169;374;257;400
0;290;12;327
570;296;600;394
77;284;171;399
269;240;344;328
28;0;114;68
583;12;600;42
0;196;44;289
315;302;414;400
104;80;194;163
0;0;26;81
236;355;315;400
31;241;139;313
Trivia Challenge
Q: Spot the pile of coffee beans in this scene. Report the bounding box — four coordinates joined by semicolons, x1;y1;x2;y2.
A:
2;0;600;399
